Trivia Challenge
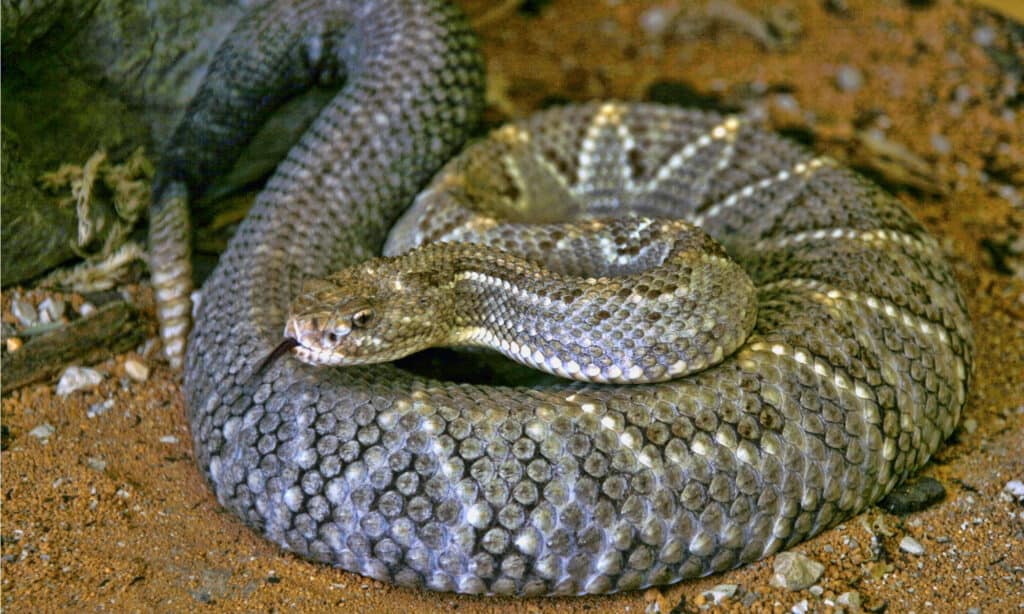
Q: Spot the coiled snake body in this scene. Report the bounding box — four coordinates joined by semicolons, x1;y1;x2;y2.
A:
150;0;973;596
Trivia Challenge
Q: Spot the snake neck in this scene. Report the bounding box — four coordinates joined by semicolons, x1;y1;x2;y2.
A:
440;246;758;384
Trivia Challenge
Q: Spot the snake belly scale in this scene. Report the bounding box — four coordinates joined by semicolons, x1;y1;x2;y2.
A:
149;0;973;596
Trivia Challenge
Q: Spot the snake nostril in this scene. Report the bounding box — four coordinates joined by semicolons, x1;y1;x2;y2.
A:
323;331;341;347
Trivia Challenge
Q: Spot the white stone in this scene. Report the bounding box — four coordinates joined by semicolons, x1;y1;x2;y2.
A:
702;583;738;604
56;366;104;396
124;358;150;382
899;535;925;555
29;422;55;441
11;298;38;326
1003;480;1024;503
87;399;114;419
770;551;825;590
38;298;66;323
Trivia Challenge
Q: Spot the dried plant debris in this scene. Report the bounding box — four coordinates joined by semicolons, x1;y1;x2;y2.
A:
980;232;1024;277
36;148;153;291
472;0;553;29
38;241;148;293
851;129;947;196
38;147;153;261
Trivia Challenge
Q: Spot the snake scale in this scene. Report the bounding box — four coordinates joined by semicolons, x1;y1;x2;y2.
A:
149;0;973;596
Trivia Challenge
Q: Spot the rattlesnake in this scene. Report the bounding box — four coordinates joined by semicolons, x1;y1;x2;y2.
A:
149;0;973;596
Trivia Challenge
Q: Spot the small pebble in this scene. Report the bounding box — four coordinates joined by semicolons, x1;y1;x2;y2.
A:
29;423;56;441
87;399;114;419
962;418;978;433
837;591;862;609
972;25;995;47
139;337;161;359
124;358;150;382
159;435;179;445
6;337;23;353
639;6;674;37
702;584;738;604
899;535;926;555
37;298;66;324
11;298;38;327
835;64;864;92
770;552;825;590
56;366;104;396
79;302;97;317
773;93;801;112
85;456;107;472
1003;480;1024;504
190;290;203;319
954;83;972;104
791;599;809;614
809;585;824;597
930;133;951;156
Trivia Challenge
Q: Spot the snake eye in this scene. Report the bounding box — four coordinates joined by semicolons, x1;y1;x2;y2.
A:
351;308;375;329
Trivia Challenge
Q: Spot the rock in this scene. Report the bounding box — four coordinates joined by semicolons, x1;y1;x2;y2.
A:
835;64;864;92
79;302;97;317
1003;480;1024;504
702;584;738;604
11;298;38;327
87;399;114;419
6;337;23;353
770;552;825;590
29;422;55;441
972;25;995;47
930;133;951;156
899;535;926;555
56;366;104;396
639;6;675;37
124;358;150;382
837;591;862;609
37;297;66;323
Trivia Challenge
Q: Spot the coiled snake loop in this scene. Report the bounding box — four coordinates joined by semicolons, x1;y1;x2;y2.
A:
150;0;973;596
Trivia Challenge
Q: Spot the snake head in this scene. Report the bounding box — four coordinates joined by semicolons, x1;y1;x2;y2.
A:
284;260;451;367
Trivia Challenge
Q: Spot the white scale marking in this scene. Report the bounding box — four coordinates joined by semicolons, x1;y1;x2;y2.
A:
755;227;941;257
573;106;743;201
761;278;951;349
692;157;828;227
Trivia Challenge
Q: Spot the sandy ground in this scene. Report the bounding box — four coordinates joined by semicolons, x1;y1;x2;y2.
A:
2;1;1022;612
